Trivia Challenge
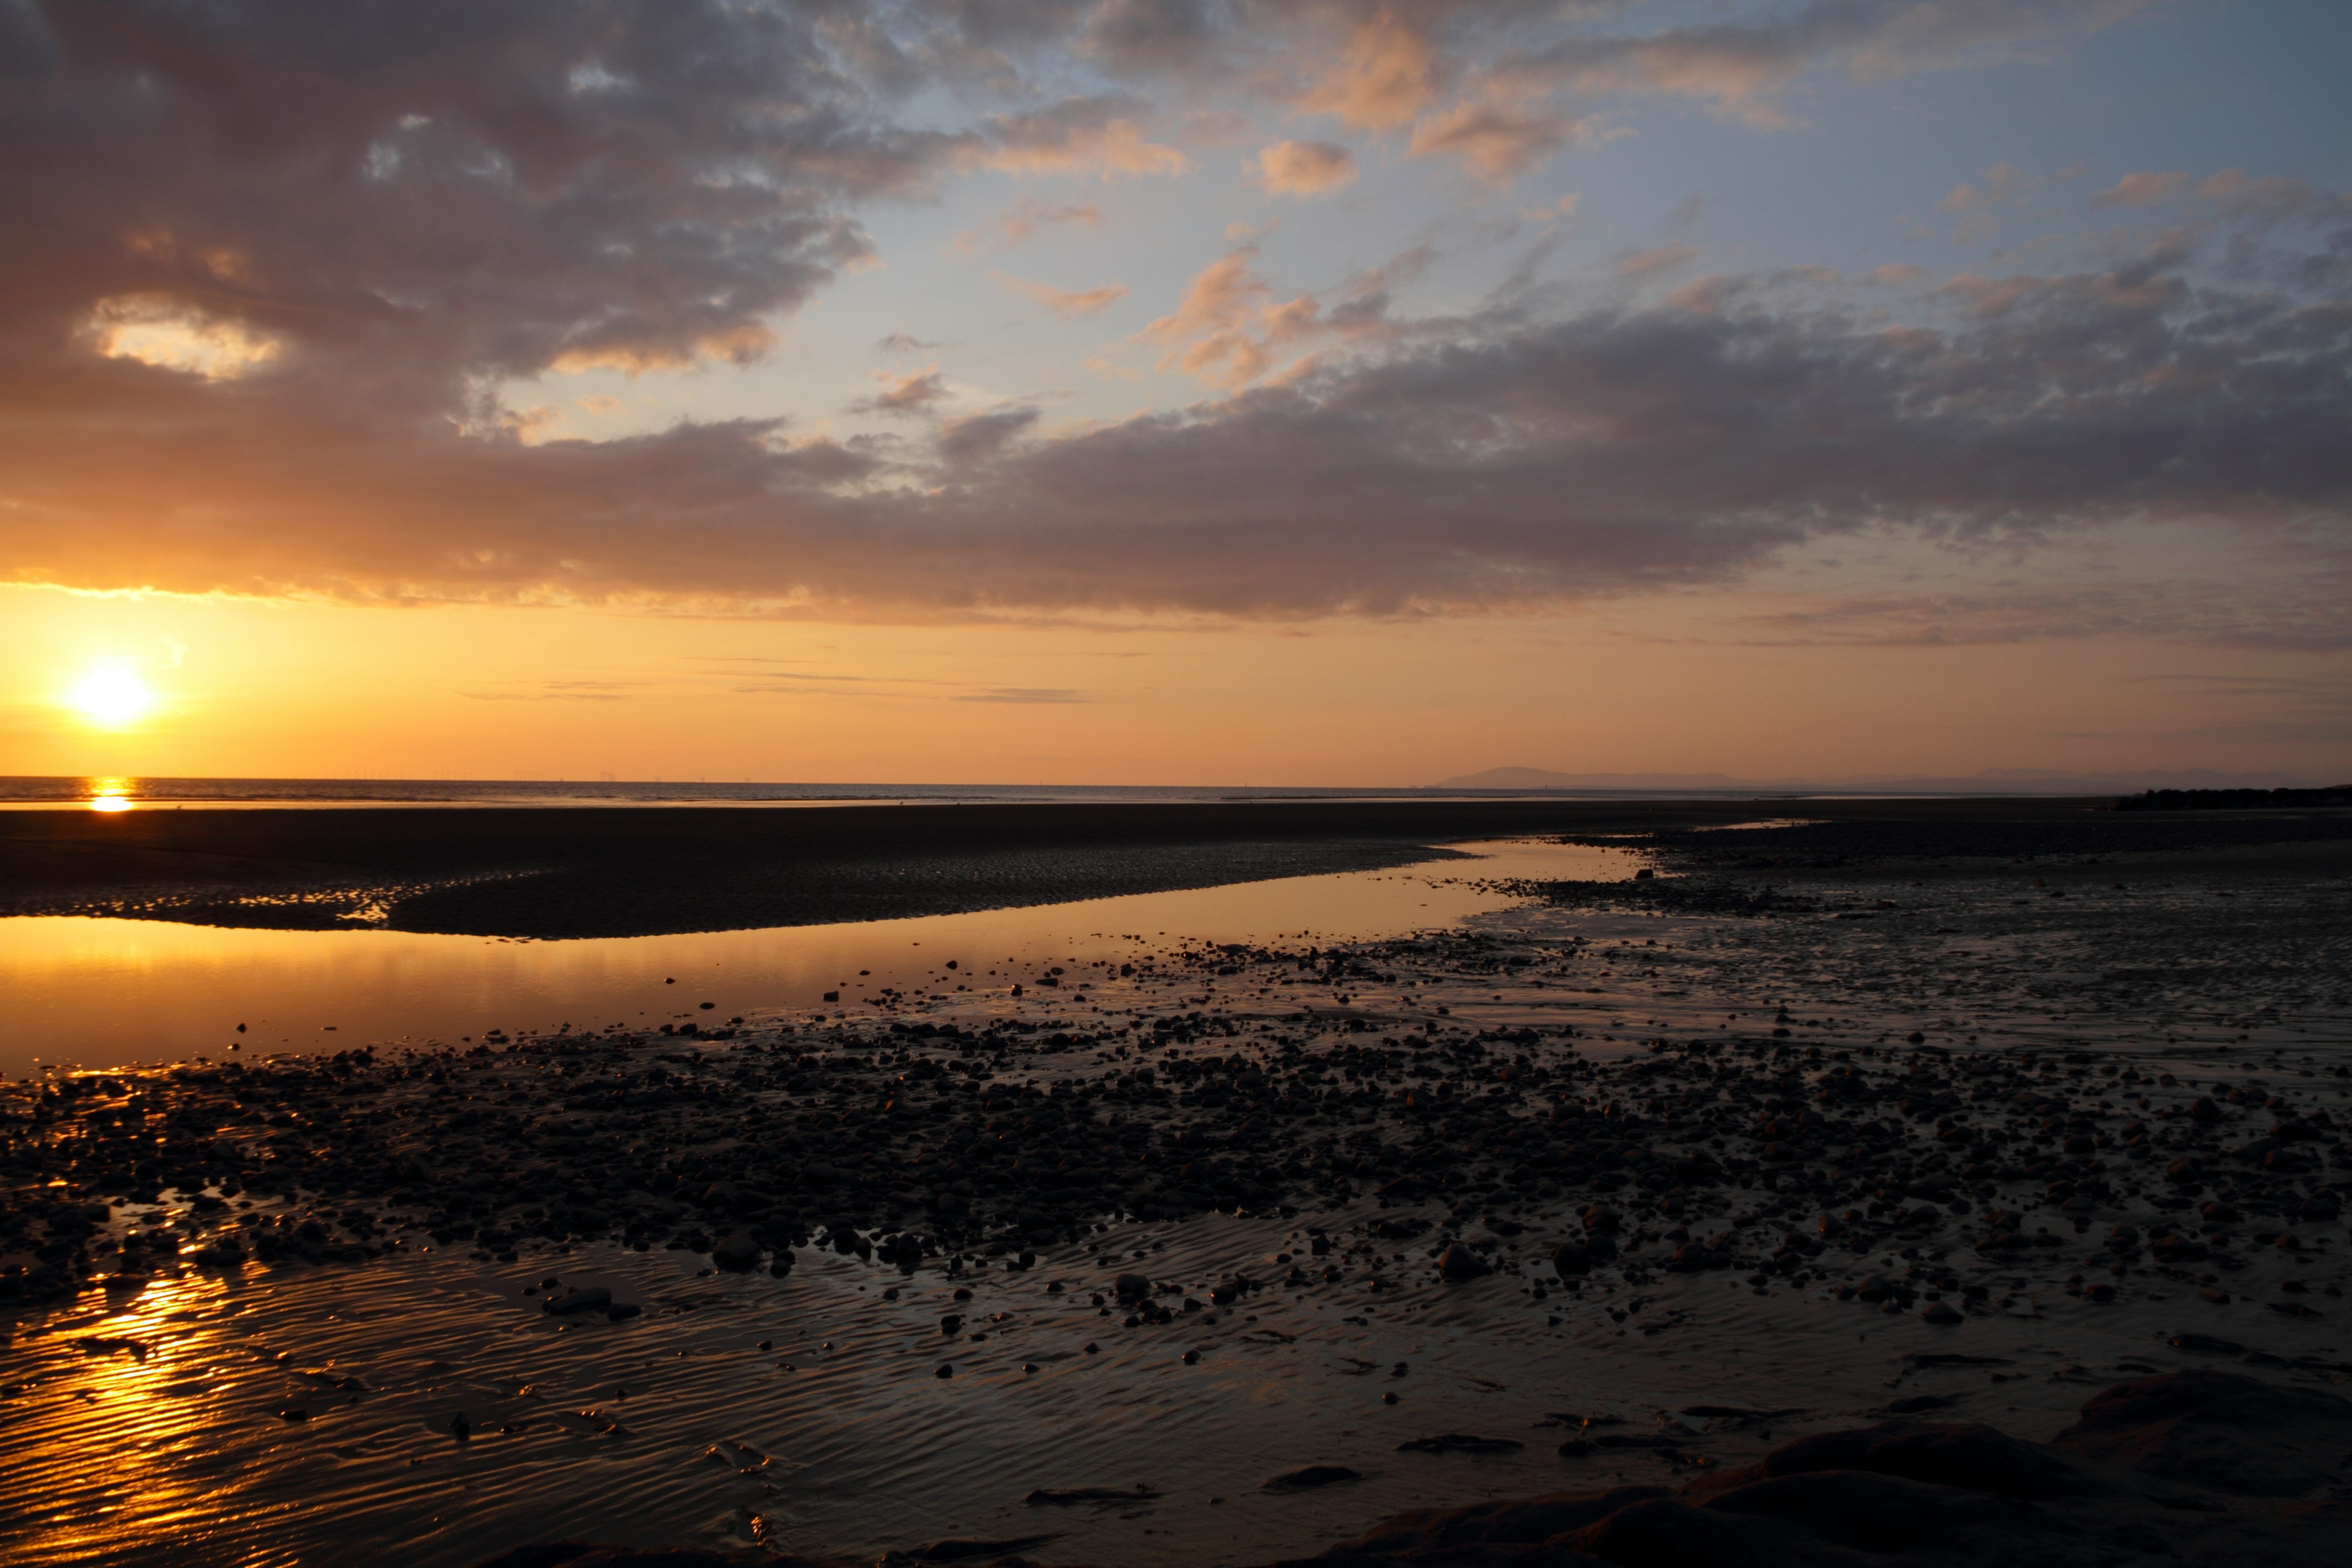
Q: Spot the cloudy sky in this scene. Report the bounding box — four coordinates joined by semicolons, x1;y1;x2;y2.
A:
3;0;2348;784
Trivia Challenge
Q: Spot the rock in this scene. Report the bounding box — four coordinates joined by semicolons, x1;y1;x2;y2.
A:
1439;1244;1492;1280
2051;1369;2352;1498
1114;1272;1151;1300
1573;1469;2073;1567
711;1232;760;1271
1400;1434;1525;1455
472;1546;775;1567
905;1536;1059;1563
1264;1465;1363;1491
1922;1301;1965;1325
544;1286;611;1315
1026;1485;1161;1504
1335;1487;1666;1555
1551;1241;1591;1276
1754;1421;2115;1501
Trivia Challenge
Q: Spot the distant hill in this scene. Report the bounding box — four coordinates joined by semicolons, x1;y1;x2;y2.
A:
1432;765;2330;795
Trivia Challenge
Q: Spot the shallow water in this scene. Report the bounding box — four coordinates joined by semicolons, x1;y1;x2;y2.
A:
0;840;1649;1078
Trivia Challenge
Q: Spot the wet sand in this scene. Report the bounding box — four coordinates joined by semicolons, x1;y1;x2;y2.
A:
2;804;2349;1565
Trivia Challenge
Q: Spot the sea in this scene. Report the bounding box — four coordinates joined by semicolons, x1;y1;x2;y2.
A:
0;776;1805;809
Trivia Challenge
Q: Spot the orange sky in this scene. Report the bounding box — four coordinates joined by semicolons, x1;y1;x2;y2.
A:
10;571;2346;785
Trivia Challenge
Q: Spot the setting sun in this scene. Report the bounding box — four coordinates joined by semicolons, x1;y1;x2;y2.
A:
64;661;158;729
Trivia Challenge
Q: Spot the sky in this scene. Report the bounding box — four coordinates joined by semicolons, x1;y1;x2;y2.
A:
1;0;2348;786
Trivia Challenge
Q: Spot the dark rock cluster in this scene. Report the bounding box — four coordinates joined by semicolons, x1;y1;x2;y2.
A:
6;929;2347;1325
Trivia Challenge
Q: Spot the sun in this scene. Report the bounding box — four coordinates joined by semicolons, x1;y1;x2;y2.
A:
65;662;159;729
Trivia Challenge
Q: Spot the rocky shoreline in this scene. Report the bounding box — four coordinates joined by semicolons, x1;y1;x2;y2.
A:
10;887;2349;1305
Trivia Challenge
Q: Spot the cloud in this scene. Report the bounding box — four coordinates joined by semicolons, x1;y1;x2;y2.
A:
83;295;285;380
2;2;2342;641
952;686;1084;704
2094;171;2190;208
1124;240;1407;386
1407;99;1591;183
1617;244;1700;279
16;232;2347;628
991;273;1132;318
1519;192;1581;225
951;196;1107;257
1080;0;1227;77
462;679;645;702
1491;0;2161;127
937;407;1043;463
852;369;951;414
2196;168;2336;225
1296;10;1443;131
968;98;1191;179
1254;140;1359;198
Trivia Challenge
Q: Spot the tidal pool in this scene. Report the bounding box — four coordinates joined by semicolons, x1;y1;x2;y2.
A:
0;840;1649;1078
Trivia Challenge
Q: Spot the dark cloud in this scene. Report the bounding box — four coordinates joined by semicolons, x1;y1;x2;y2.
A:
1;1;2343;638
1496;0;2161;123
7;236;2346;624
853;370;953;414
937;406;1043;461
0;1;949;408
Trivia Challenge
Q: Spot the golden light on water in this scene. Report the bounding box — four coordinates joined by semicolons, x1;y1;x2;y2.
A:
83;776;137;811
64;661;158;729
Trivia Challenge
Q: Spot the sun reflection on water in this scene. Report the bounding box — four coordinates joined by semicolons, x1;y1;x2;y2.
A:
84;778;135;812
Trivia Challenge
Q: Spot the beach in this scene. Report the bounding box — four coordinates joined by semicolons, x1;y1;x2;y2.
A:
2;799;2349;1566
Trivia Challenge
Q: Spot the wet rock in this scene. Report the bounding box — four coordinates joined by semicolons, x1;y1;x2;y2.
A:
1438;1244;1492;1280
1400;1434;1525;1455
1264;1465;1363;1491
1571;1470;2069;1567
1026;1485;1161;1505
711;1232;760;1271
2051;1369;2352;1498
890;1534;1056;1562
1113;1272;1152;1301
1754;1420;2116;1501
544;1286;611;1315
474;1548;782;1567
1335;1486;1667;1555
